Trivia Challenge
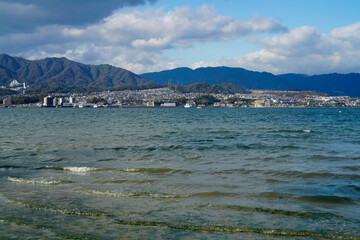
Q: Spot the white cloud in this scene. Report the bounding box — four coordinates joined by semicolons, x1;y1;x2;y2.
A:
0;4;287;74
202;23;360;75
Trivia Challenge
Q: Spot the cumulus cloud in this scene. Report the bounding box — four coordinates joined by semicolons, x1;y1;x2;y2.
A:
0;4;287;73
0;0;157;34
207;23;360;74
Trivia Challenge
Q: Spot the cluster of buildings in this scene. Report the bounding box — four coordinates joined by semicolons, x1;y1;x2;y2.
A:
41;88;360;108
2;87;360;108
43;96;76;107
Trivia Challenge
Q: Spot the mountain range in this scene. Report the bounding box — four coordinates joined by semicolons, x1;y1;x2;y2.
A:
0;54;153;92
140;67;360;97
1;54;360;96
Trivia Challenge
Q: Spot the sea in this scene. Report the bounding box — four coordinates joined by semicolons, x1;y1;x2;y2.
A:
0;107;359;239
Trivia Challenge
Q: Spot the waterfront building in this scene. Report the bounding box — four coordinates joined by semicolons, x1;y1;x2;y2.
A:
58;97;64;106
161;102;176;107
69;96;76;104
147;101;155;107
3;98;11;106
264;99;271;107
43;96;54;107
53;98;59;106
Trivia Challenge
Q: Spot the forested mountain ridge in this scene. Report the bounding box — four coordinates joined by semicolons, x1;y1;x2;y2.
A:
0;54;152;91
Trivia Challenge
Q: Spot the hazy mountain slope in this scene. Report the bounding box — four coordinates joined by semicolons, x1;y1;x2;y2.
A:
142;67;360;96
141;66;295;90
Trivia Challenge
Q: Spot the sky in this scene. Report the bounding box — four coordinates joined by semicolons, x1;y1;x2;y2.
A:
1;0;360;75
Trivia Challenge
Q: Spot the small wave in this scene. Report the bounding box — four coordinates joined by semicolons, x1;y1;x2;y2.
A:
98;179;157;184
7;177;71;185
190;191;237;198
274;129;312;133
82;188;190;199
121;168;192;175
3;194;105;217
114;219;359;239
63;166;98;173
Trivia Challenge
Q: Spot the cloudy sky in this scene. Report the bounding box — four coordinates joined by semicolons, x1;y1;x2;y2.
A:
1;0;360;75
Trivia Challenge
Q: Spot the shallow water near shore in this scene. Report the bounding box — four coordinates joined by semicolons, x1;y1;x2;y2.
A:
1;107;360;239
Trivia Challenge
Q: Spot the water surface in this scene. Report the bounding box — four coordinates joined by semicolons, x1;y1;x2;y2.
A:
1;108;359;239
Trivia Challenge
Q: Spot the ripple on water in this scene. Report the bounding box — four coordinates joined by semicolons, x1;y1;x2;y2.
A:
7;177;71;185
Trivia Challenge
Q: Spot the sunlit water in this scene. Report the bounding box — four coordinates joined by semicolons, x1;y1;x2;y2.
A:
0;108;359;239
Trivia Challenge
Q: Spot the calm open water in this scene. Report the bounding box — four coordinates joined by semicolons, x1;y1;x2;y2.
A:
0;108;359;239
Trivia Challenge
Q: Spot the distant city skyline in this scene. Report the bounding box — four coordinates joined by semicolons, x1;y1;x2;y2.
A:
1;0;359;75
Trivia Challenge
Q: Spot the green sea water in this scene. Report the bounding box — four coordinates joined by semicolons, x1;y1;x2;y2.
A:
0;108;359;239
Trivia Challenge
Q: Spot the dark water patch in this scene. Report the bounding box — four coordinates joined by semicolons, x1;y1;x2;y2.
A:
257;192;294;200
220;205;356;222
146;147;157;151
14;148;25;151
208;130;231;134
214;168;254;175
190;191;238;198
299;195;355;204
112;147;129;151
346;185;360;193
193;139;214;143
1;217;99;240
307;154;345;161
196;145;231;151
265;178;287;183
97;158;116;162
215;135;237;139
236;143;274;150
271;170;360;181
0;165;29;170
159;145;188;151
114;219;360;239
93;146;129;151
279;145;300;150
35;166;64;171
343;166;360;171
44;158;66;163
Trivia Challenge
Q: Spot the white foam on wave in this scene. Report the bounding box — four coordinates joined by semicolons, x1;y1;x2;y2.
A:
303;130;311;133
84;189;131;198
83;188;189;199
63;167;97;174
7;176;64;185
123;168;138;172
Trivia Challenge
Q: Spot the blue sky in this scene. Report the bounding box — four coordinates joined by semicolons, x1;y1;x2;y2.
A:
1;0;359;74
